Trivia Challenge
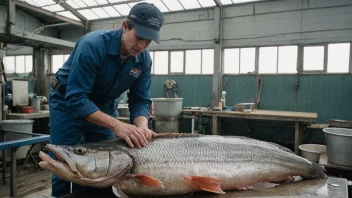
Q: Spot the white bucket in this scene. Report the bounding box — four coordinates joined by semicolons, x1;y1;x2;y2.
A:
1;120;34;159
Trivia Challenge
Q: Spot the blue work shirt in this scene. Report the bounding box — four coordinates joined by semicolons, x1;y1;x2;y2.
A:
55;29;152;122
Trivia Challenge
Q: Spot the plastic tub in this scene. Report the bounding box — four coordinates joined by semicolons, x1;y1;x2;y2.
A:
1;120;34;159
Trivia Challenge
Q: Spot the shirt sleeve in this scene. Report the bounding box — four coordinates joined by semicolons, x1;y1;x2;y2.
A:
64;40;104;118
128;61;152;123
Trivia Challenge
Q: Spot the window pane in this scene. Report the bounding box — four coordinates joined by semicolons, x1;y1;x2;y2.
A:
146;0;169;12
91;7;110;18
202;49;214;74
4;56;15;73
149;51;154;74
198;0;216;7
185;50;201;74
25;55;33;73
72;0;87;7
66;1;79;8
113;4;131;16
57;11;80;21
278;46;297;73
162;0;184;11
303;46;324;71
52;55;64;73
154;51;168;74
15;56;25;73
220;0;232;5
102;6;121;17
259;47;277;73
327;43;350;73
170;51;184;73
95;0;109;5
78;9;99;20
240;48;255;74
223;48;239;74
84;0;98;6
178;0;201;9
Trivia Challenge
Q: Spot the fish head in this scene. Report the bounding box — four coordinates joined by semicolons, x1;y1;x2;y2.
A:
39;143;133;187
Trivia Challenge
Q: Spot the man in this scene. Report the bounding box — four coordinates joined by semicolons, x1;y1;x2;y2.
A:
48;3;164;197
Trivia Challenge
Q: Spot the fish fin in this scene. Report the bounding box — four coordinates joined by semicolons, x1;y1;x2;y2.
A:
154;133;202;138
184;176;225;194
112;185;129;198
128;174;164;188
249;182;279;189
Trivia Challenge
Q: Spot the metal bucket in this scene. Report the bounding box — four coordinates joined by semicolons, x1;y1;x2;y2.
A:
323;128;352;167
30;98;41;113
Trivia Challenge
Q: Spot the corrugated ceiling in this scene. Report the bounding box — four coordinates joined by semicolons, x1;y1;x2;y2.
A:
19;0;265;21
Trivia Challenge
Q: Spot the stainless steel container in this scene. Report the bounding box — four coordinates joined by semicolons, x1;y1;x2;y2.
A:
298;144;326;162
323;128;352;167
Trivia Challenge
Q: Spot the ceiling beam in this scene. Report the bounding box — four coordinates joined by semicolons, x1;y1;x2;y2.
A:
53;0;87;23
13;0;85;28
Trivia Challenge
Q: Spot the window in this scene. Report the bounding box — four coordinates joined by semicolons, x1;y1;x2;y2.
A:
51;54;70;73
3;55;33;73
185;50;201;74
239;48;255;74
327;43;350;73
170;51;184;73
202;49;214;74
303;46;324;71
223;48;255;74
278;46;297;73
224;48;239;74
4;56;15;73
149;51;154;74
258;46;297;74
259;47;277;73
154;51;168;74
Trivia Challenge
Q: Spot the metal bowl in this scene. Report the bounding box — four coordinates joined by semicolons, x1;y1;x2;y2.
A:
298;144;326;162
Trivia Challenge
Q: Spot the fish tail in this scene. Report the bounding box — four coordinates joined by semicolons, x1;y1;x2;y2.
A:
312;162;327;179
302;162;327;179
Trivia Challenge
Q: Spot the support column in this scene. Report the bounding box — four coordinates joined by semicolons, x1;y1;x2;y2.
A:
34;48;49;96
7;0;15;35
212;5;223;107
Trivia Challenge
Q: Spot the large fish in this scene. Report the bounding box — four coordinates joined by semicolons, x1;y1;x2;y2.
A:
39;133;326;197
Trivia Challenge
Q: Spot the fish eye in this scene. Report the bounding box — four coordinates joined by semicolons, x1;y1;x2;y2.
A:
74;147;87;155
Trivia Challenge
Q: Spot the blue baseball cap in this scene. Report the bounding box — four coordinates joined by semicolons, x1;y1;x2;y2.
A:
127;3;164;44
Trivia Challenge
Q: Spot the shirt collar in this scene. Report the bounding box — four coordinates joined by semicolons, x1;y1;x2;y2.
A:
107;28;142;63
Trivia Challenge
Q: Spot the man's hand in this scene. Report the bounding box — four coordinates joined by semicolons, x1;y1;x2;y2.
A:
137;126;157;141
112;122;148;149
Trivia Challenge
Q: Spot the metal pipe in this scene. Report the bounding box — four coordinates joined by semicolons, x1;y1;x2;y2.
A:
191;113;195;134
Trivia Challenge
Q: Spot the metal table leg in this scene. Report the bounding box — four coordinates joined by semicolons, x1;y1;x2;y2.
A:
2;150;5;185
10;147;18;197
294;122;301;154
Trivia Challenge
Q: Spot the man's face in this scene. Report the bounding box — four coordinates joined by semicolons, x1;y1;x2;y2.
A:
122;24;152;57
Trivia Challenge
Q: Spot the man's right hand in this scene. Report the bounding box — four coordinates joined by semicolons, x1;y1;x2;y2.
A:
112;121;148;149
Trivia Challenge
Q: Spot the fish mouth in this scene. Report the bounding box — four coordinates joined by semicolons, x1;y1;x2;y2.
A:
42;144;79;173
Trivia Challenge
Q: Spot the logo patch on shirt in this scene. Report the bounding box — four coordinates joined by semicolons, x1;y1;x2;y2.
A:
130;68;141;78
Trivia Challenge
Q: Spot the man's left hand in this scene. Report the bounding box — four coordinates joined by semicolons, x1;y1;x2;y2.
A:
138;126;156;141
